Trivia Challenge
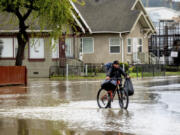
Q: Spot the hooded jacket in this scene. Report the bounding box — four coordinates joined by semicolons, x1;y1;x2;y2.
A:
106;66;127;79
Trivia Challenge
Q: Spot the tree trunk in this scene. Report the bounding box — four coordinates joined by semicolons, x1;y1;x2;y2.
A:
15;30;28;66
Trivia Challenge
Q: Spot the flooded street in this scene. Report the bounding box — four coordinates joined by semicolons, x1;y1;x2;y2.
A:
0;77;180;135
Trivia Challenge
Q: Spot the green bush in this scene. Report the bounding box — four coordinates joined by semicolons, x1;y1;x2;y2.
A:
129;66;135;73
132;66;142;72
119;62;129;72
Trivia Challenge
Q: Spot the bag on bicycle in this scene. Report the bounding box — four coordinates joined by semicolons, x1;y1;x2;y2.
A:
101;80;117;91
124;78;134;96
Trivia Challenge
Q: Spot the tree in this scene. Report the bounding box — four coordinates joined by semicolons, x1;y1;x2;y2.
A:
0;0;75;66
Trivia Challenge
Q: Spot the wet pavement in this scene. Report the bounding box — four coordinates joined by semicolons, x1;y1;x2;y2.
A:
0;76;180;135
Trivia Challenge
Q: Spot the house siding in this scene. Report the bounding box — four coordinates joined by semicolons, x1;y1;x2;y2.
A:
124;22;149;64
0;37;81;78
82;22;149;64
82;34;122;64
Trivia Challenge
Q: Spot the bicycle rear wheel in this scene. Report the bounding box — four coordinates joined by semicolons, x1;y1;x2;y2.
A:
118;89;129;109
97;88;111;108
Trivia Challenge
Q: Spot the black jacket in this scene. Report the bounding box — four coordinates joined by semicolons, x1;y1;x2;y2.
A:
106;66;127;79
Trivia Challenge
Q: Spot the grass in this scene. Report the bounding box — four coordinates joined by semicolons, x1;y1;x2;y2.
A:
165;71;180;76
50;72;180;80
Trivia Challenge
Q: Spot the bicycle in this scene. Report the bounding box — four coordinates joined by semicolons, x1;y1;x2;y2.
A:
97;79;129;109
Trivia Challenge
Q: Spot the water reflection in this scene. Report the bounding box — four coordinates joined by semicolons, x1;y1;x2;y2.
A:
0;86;27;107
0;118;133;135
0;86;27;95
18;119;29;135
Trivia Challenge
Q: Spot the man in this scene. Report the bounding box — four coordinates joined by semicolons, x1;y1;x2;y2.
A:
106;60;128;82
104;60;128;108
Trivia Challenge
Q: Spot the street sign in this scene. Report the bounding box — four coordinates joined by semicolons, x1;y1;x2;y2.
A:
171;51;178;58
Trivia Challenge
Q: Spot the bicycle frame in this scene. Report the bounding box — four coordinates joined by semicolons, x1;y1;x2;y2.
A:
107;80;122;102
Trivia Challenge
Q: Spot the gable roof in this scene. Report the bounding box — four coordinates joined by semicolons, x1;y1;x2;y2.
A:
71;0;155;34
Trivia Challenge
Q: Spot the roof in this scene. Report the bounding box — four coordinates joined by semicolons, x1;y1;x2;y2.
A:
0;12;84;33
0;0;155;34
145;7;180;22
0;13;52;33
72;0;150;33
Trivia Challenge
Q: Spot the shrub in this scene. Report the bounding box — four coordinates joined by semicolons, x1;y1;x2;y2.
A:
119;62;129;72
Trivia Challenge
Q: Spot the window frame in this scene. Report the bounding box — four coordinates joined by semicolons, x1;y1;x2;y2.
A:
109;38;121;54
137;38;143;53
65;37;74;58
28;38;45;61
51;39;60;60
81;37;94;54
127;38;132;54
0;37;16;60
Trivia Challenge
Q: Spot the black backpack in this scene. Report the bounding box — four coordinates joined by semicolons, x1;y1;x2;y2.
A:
104;62;112;72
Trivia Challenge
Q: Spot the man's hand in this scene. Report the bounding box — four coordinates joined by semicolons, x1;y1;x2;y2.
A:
106;76;110;80
126;75;130;79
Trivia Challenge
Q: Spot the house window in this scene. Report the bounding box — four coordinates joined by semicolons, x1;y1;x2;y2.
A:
65;38;73;57
109;38;120;53
0;38;13;58
127;38;132;53
14;38;18;57
138;38;143;52
82;37;94;54
29;38;44;59
51;39;59;59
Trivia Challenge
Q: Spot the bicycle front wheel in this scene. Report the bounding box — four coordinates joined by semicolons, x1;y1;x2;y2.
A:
97;88;111;108
118;89;129;109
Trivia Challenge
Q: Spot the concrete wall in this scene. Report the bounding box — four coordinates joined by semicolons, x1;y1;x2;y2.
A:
82;22;149;64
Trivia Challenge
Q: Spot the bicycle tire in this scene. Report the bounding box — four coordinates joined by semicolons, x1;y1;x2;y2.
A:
97;88;111;108
118;89;129;109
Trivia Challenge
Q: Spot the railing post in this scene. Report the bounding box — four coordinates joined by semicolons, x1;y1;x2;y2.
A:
141;64;143;79
164;64;166;77
152;64;155;77
85;64;88;76
136;65;138;80
66;64;69;78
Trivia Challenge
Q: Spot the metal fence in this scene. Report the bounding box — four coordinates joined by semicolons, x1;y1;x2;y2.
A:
49;64;167;79
133;64;166;79
149;20;180;65
50;64;105;77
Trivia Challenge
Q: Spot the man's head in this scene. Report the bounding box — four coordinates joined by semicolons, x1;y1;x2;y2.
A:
113;60;120;69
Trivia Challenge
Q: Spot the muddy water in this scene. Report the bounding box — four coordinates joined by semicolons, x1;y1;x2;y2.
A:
0;77;180;135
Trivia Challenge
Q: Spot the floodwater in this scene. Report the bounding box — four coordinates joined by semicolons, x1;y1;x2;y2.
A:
0;77;180;135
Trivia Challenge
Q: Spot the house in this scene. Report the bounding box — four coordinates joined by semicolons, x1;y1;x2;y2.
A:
0;0;155;78
72;0;156;64
0;13;84;78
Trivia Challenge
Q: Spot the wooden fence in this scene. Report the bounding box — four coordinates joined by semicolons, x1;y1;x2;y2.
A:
0;66;27;86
